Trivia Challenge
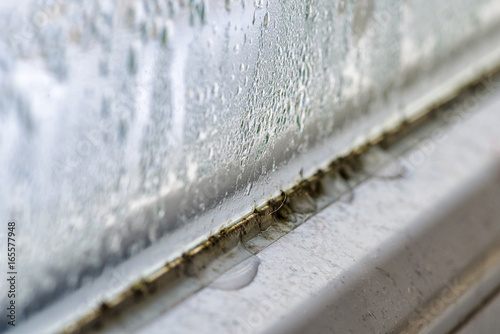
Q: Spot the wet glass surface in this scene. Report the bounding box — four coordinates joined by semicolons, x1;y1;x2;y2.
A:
0;0;499;323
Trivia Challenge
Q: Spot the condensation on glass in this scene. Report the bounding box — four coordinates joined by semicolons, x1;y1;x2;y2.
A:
0;0;499;323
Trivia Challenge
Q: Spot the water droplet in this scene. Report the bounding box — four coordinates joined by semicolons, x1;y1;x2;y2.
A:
254;0;263;8
338;0;346;13
127;46;137;75
263;12;270;28
212;83;219;96
159;25;168;47
209;256;261;290
245;182;253;195
305;4;311;20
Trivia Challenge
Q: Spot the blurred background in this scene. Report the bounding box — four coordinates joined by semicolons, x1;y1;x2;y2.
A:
2;0;500;333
